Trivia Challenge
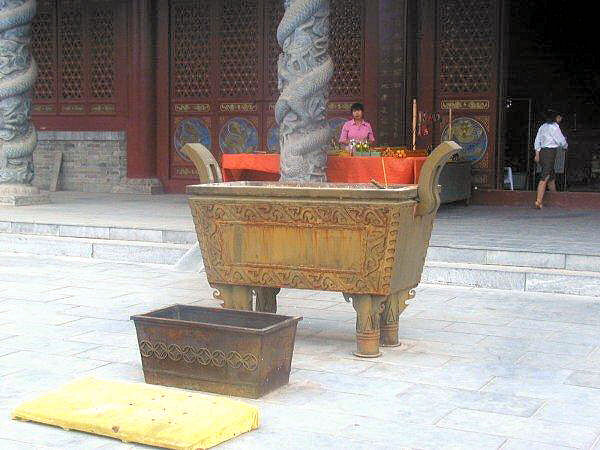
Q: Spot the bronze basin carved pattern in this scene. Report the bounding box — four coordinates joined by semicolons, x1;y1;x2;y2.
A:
190;201;412;295
138;340;259;372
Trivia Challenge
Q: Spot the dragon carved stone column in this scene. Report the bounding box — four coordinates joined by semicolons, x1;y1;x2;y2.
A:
0;0;44;204
276;0;333;182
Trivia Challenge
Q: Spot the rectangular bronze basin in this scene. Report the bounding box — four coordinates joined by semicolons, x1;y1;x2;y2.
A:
132;305;302;398
187;181;424;296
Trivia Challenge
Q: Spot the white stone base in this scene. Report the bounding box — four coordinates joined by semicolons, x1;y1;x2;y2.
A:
112;178;164;194
0;193;50;206
0;184;50;206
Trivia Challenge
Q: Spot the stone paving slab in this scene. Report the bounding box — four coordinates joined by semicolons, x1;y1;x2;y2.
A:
500;440;575;450
437;409;598;448
0;233;189;264
427;245;600;273
1;252;600;449
0;192;194;231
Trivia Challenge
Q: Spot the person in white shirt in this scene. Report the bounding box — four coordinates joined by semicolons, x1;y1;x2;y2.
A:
533;110;568;208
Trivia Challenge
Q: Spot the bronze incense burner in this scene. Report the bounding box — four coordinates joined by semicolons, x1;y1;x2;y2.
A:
185;141;459;357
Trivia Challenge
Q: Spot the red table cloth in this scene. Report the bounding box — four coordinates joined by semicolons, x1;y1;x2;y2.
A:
221;154;426;184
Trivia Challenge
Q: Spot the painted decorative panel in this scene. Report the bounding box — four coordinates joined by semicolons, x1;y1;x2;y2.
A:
219;117;259;154
328;117;347;143
267;124;280;153
174;117;212;162
441;117;488;163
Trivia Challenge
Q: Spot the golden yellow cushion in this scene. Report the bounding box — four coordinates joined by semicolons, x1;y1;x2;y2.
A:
12;378;259;450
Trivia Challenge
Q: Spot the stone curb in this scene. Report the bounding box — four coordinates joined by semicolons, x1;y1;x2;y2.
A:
426;245;600;273
0;220;196;245
424;261;600;297
0;233;189;265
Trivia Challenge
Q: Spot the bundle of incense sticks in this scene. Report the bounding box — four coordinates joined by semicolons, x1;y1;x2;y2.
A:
412;99;417;151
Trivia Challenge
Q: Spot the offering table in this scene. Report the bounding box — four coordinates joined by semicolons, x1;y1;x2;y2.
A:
221;153;427;185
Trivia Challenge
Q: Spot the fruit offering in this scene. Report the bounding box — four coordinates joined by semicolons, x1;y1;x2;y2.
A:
373;147;428;158
349;139;370;154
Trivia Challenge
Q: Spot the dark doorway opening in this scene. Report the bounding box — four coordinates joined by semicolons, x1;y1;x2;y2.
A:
505;0;600;192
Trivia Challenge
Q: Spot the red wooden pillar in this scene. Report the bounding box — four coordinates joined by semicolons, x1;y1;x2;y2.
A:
363;3;379;137
127;0;158;180
155;0;170;187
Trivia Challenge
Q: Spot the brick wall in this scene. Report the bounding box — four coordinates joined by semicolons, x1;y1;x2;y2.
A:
32;131;127;193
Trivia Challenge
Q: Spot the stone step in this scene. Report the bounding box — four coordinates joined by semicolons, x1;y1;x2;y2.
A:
3;228;598;297
423;261;600;297
426;245;600;273
0;220;197;245
6;219;599;275
0;233;189;265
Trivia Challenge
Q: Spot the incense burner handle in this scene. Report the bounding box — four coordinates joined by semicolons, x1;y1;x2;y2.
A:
181;143;223;184
414;141;461;217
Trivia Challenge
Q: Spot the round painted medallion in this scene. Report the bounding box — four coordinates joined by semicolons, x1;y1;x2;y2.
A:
441;117;488;163
219;117;259;154
173;118;211;162
267;125;280;153
328;117;347;141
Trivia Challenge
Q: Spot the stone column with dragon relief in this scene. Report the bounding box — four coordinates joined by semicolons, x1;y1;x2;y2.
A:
0;0;47;205
275;0;333;182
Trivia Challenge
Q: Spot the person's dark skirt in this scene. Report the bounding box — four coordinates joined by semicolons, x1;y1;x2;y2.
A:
539;147;557;181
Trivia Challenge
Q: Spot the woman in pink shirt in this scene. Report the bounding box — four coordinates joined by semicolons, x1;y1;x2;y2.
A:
339;103;375;151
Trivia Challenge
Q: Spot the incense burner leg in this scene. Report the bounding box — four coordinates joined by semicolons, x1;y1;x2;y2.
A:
380;290;412;347
213;284;253;311
351;295;385;358
255;287;280;313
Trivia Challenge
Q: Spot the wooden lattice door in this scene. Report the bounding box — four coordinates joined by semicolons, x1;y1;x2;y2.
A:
166;0;268;183
167;0;217;181
435;0;504;188
160;0;372;190
31;0;128;124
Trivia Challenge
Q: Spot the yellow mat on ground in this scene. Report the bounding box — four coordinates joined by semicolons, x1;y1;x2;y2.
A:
11;378;259;450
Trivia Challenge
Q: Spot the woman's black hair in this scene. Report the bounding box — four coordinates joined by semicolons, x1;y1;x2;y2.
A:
351;102;364;112
544;109;561;123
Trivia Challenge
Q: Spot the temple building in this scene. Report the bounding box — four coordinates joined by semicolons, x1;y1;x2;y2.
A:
28;0;600;201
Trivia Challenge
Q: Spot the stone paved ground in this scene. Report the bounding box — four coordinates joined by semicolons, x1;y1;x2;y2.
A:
0;192;193;231
2;252;600;449
432;204;600;256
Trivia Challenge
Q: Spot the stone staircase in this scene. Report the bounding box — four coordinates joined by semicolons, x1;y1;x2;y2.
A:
2;219;599;296
423;245;600;297
0;220;196;265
